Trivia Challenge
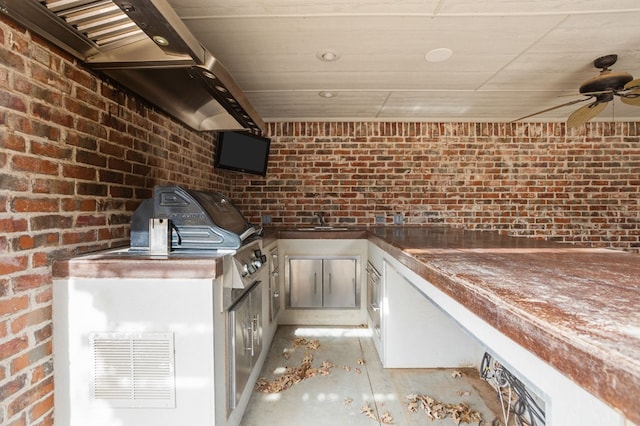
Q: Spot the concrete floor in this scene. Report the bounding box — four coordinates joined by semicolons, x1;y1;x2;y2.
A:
240;326;505;425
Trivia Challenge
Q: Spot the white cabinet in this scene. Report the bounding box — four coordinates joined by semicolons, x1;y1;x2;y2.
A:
382;260;484;368
288;257;358;309
367;241;483;368
53;275;225;426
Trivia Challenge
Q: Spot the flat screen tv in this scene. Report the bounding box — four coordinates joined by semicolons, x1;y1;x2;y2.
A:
215;131;271;176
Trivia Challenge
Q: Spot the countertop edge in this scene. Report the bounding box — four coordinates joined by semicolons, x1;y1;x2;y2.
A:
52;249;224;279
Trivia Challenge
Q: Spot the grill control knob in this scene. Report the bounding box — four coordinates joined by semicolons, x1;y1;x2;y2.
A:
251;249;267;269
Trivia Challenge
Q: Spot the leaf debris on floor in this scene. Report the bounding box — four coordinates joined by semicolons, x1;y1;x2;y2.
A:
361;404;377;420
406;393;483;425
293;337;320;350
255;336;335;393
380;411;394;424
359;404;394;424
256;352;322;393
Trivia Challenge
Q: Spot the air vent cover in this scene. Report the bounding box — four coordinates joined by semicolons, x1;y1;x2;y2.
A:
90;332;176;408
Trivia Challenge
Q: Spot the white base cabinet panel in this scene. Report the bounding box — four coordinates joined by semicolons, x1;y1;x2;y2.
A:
382;260;485;368
53;277;223;426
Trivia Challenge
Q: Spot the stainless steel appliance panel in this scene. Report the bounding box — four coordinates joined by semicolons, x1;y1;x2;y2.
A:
228;281;262;410
269;247;281;321
366;262;382;340
288;258;323;308
323;258;357;308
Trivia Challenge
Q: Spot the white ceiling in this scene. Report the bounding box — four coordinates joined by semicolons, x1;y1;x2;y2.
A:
167;0;640;124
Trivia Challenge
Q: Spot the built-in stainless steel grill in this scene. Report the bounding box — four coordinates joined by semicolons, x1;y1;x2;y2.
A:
130;185;261;252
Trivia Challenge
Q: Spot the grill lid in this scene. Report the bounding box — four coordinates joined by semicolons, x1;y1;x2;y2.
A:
130;186;260;251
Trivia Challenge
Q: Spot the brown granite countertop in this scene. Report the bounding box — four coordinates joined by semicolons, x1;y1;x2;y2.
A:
52;247;224;279
271;225;640;423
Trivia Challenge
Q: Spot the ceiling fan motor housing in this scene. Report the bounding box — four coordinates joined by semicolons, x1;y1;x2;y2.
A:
579;71;634;94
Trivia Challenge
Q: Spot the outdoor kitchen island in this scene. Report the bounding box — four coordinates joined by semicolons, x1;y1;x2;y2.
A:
51;247;278;426
51;226;640;426
272;225;640;426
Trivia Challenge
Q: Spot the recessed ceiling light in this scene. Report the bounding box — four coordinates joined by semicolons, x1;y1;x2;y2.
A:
319;91;337;98
425;47;453;63
153;35;170;46
316;49;341;62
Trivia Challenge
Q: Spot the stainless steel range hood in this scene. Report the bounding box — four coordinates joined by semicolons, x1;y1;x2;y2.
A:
3;0;265;133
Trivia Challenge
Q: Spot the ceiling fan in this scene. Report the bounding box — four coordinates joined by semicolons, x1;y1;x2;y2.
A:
512;54;640;128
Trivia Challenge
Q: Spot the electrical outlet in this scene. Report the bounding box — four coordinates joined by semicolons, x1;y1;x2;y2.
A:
393;214;403;224
261;214;272;224
374;215;385;224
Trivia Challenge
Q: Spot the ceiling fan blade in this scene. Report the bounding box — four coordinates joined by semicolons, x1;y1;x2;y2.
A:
510;97;592;122
618;78;640;105
624;78;640;91
566;101;608;128
621;92;640;106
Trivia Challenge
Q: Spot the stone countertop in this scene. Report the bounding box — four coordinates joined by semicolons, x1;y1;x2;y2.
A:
371;227;640;423
52;247;225;279
270;225;640;423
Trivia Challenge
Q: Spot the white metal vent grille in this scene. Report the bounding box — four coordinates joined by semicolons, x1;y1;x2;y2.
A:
90;332;176;408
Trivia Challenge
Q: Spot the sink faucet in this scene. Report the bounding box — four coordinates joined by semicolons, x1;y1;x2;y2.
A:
315;212;326;227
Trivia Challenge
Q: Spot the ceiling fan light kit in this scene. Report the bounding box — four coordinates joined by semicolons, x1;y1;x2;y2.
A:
513;54;640;128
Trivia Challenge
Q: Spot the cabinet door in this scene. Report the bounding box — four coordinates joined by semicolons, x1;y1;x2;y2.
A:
229;293;252;409
250;282;263;360
289;259;323;308
269;248;281;321
366;263;382;340
323;258;357;308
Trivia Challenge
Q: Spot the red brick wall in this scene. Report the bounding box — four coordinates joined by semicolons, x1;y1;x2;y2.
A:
231;122;640;252
0;16;227;426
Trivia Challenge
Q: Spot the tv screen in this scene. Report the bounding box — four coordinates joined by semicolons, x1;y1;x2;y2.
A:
215;131;271;176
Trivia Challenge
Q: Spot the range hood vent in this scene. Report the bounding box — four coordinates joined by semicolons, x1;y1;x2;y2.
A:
3;0;265;133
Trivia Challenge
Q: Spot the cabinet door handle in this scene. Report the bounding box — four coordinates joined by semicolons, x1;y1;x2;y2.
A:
314;272;318;294
246;322;254;356
253;314;261;348
328;273;332;293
